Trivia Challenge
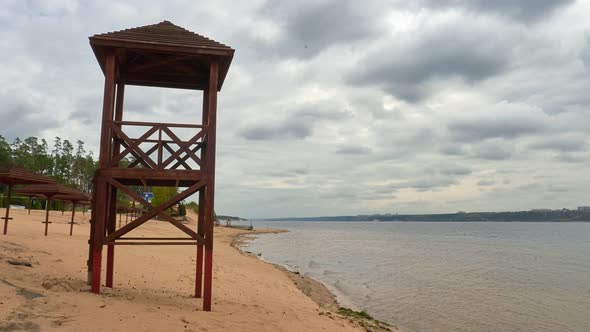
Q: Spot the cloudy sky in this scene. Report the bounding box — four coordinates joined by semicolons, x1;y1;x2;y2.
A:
1;0;589;218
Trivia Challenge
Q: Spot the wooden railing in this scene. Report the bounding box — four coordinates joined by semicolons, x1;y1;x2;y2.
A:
108;121;206;170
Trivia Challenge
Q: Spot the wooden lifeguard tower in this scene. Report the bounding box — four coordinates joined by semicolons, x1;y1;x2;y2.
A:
87;21;234;311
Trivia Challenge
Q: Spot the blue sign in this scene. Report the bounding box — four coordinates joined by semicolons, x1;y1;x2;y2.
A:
142;192;154;202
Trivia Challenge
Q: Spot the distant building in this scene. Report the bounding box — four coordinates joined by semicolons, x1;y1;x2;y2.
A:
577;206;590;212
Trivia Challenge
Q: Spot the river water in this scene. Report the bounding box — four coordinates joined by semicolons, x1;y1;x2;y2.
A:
244;221;590;332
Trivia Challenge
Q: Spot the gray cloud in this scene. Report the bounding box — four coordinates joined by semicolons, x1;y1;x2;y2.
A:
336;145;372;155
348;23;510;102
439;165;472;176
449;119;543;141
1;95;60;140
259;0;385;58
529;136;586;152
580;36;590;68
238;101;351;141
477;179;496;186
448;105;548;141
239;121;312;140
472;141;514;160
417;0;575;22
399;178;460;192
555;153;587;163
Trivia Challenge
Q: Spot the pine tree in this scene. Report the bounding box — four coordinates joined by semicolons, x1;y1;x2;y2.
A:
0;135;11;166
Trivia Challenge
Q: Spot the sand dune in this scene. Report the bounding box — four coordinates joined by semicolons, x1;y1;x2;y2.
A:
0;208;363;331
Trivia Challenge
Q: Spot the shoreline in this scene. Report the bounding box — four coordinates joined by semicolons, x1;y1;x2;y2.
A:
230;228;397;332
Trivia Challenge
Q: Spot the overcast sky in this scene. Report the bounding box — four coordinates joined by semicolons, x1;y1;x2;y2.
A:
1;0;589;218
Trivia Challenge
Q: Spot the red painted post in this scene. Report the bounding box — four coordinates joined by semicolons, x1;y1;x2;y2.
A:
195;83;209;298
91;248;103;293
105;186;116;288
203;248;213;310
105;83;123;289
90;51;116;293
203;61;219;312
3;184;11;234
106;244;114;287
195;187;206;298
91;180;108;294
195;244;204;298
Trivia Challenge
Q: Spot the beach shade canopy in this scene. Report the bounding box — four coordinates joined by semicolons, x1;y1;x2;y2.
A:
14;184;85;236
89;20;234;91
50;193;91;236
0;166;56;186
53;193;92;204
0;166;56;235
15;184;82;197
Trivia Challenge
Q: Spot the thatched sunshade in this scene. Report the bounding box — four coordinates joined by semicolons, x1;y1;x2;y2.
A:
0;166;56;235
14;184;84;236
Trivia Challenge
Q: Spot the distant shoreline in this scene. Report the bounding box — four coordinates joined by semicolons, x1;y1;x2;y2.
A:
259;210;590;223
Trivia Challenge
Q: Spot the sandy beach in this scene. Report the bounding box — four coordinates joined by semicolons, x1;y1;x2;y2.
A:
0;207;387;332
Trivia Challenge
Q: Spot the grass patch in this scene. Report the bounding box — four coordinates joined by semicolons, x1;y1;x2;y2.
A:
337;307;393;332
338;307;375;320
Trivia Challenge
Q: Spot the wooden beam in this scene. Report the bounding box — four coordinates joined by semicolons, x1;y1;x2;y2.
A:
161;127;204;168
69;202;76;236
128;54;194;72
91;51;117;294
106;242;200;246
110;123;159;168
203;61;219;312
103;179;206;243
113;120;204;128
163;143;191;170
2;184;12;235
107;177;204;242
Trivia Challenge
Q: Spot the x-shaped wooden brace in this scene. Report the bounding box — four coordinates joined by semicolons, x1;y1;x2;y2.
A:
127;144;159;168
170;143;204;169
103;178;206;244
161;127;205;169
162;143;191;169
110;123;159;169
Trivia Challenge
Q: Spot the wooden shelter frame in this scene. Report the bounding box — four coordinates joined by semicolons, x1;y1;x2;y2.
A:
0;166;56;235
14;184;83;236
52;193;91;236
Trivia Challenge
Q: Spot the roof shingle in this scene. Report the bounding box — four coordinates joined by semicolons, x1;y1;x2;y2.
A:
90;21;233;52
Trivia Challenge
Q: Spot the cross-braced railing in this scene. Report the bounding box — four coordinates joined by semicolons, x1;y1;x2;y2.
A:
108;121;207;170
102;177;206;246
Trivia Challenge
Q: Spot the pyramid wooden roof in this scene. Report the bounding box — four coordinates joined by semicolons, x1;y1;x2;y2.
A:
89;21;234;91
0;166;56;186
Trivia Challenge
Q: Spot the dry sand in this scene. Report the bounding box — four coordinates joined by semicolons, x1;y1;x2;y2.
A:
0;207;373;332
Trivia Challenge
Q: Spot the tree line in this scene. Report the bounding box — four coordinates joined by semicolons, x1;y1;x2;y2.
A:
0;134;97;193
